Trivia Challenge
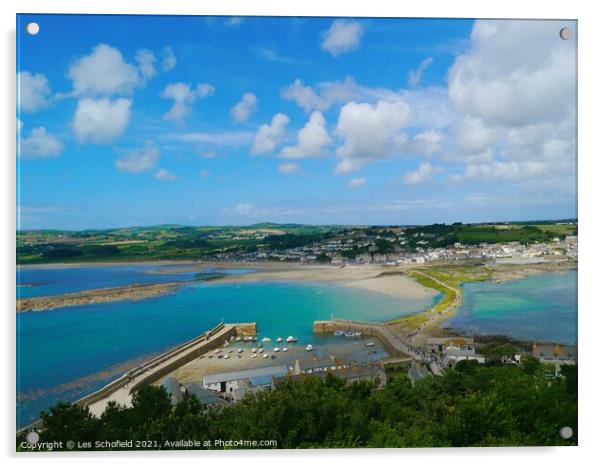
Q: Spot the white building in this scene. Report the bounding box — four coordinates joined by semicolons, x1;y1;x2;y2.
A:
203;365;288;394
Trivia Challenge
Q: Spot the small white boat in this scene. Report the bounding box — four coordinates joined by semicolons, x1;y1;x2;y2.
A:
228;349;234;354
277;337;283;343
251;354;257;358
283;347;288;352
274;347;280;352
238;348;243;353
306;344;314;351
224;354;230;359
286;336;297;343
365;341;376;347
243;336;253;342
261;337;271;343
214;349;221;354
263;354;269;359
259;348;264;354
334;330;344;337
252;348;257;353
235;336;242;342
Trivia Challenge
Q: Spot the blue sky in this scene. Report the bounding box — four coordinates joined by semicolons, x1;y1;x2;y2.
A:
17;15;577;229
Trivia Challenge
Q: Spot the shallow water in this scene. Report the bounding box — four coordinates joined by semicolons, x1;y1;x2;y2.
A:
16;275;439;428
443;270;577;345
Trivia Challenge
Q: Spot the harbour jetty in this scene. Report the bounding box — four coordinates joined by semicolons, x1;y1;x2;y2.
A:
314;319;420;362
18;321;257;434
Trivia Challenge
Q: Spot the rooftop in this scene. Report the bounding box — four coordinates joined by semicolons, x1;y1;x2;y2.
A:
203;364;289;385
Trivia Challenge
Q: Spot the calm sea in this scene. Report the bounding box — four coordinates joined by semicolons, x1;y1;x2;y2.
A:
16;264;439;428
443;270;577;345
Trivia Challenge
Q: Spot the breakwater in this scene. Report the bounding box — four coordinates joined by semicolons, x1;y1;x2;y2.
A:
18;321;257;435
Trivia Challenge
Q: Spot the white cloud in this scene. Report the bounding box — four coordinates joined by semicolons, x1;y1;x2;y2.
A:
231;93;258;122
251;113;289;155
322;20;364;57
18;72;52;113
135;49;157;80
452;115;502;154
162;47;177;71
408;57;434;86
68;44;140;96
347;177;366;189
403;162;442;185
334;100;413;173
72;97;131;144
278;163;301;174
116;141;160;173
281;111;331;159
161;82;215;121
402;129;447;156
19;127;63;159
154;168;177;181
448;20;575;127
445;20;576;190
281;79;329;113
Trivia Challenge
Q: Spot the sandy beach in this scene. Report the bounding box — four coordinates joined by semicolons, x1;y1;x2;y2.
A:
208;263;437;300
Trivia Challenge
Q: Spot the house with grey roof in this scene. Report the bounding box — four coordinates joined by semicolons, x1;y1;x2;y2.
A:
203;365;289;395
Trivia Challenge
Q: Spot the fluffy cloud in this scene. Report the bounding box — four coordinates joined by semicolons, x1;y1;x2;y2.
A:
402;129;447;156
72;98;131;144
452;115;502;155
19;127;63;159
251;113;289;155
154;168;177;181
446;20;576;189
334;100;413;173
281;111;331;159
278;163;301;174
68;44;140;96
135;49;157;80
161;82;215;121
322;20;364;57
281;79;329;113
408;57;434;86
116;141;160;173
347;177;366;189
18;72;52;113
449;21;575;127
403;162;442;185
231;93;258;122
162;47;177;71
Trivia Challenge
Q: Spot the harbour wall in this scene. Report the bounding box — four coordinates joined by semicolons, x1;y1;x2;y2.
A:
18;321;257;435
314;319;420;360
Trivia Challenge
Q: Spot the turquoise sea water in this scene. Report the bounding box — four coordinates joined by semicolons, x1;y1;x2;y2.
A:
443;270;577;345
16;270;439;428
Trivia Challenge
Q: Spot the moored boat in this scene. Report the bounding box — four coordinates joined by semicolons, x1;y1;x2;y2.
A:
305;344;313;351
